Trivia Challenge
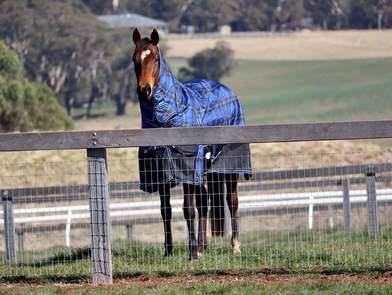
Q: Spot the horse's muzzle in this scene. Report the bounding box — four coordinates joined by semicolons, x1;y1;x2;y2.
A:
137;85;152;99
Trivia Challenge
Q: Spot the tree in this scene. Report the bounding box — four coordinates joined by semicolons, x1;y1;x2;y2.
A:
0;0;136;116
0;41;73;132
82;0;113;14
275;0;305;30
374;0;392;30
230;0;270;31
330;0;351;29
348;0;377;28
305;0;334;29
181;0;239;32
178;42;234;82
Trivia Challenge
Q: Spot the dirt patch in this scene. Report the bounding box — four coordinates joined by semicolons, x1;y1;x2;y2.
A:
3;273;392;290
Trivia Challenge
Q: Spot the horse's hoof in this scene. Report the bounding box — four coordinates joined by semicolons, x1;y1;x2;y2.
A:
164;248;173;257
189;254;199;261
197;251;204;258
232;239;241;255
197;244;207;253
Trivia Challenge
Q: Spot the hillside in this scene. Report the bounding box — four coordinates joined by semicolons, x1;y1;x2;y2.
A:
166;30;392;60
166;57;392;125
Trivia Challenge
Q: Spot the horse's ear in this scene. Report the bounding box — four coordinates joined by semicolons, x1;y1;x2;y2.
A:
151;29;159;46
133;28;141;45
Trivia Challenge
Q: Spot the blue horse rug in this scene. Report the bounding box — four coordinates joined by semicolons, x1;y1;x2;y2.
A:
138;50;252;193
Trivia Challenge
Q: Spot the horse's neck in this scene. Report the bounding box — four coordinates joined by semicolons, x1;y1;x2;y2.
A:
155;68;184;109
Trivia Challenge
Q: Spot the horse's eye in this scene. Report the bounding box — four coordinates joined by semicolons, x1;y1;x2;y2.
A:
155;59;159;64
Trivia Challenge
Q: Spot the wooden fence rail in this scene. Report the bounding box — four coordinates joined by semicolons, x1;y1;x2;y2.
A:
0;120;391;151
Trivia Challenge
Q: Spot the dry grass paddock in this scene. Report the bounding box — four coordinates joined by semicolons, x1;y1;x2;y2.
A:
0;140;391;188
166;30;392;60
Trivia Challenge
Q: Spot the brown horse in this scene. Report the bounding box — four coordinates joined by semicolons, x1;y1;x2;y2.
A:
132;28;242;259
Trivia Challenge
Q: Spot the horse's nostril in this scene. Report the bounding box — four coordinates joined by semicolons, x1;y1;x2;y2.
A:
146;85;152;96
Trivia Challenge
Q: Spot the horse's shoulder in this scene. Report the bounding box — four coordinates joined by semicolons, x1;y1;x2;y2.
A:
184;79;233;95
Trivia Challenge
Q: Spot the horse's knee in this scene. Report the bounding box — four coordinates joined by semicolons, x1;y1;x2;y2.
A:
183;205;195;219
183;194;196;220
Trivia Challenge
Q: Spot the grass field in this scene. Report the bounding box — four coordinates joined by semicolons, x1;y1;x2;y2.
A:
166;30;392;60
2;226;392;284
2;280;392;294
2;227;392;293
165;57;392;125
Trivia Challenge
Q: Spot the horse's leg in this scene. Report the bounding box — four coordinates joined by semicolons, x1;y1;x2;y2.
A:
159;183;173;257
225;174;241;254
196;184;208;255
207;173;225;237
183;184;198;260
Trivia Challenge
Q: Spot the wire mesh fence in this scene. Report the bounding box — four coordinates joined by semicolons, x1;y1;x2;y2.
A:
0;141;392;282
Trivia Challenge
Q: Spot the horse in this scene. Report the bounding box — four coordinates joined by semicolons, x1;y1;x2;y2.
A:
132;28;251;259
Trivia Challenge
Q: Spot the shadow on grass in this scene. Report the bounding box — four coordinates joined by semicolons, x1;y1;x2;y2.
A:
17;247;91;268
0;274;90;284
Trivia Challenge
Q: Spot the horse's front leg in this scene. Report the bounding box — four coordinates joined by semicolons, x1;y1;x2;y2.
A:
196;185;208;255
183;184;198;260
159;183;173;257
226;174;241;254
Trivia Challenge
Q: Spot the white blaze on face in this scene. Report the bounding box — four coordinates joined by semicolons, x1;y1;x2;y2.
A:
141;49;151;62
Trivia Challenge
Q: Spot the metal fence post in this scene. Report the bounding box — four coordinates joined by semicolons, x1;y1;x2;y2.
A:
65;209;72;247
342;179;351;231
126;224;133;241
17;230;24;252
327;204;334;229
308;195;314;230
2;190;17;264
366;166;379;238
87;148;113;284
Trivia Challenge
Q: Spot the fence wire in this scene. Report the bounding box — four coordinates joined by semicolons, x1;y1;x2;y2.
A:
1;142;392;281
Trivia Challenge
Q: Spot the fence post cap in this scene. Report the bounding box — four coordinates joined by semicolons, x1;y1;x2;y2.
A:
366;165;376;176
1;190;10;200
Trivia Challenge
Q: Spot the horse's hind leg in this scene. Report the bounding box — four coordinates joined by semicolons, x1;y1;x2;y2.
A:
159;183;173;257
226;174;241;254
183;184;198;260
207;173;225;237
196;185;208;255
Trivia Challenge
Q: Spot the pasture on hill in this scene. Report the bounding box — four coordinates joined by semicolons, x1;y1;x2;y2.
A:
0;140;391;188
169;57;392;125
227;58;392;124
166;30;392;60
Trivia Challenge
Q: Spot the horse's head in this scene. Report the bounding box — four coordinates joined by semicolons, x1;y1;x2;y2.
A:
132;28;160;100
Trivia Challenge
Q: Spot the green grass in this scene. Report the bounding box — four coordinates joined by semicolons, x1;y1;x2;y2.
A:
2;281;392;295
1;226;392;284
169;57;392;125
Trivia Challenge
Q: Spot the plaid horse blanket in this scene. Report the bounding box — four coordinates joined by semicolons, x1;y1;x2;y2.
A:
139;51;251;192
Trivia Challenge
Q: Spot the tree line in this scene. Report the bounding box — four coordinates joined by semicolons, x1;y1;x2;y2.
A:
84;0;392;31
